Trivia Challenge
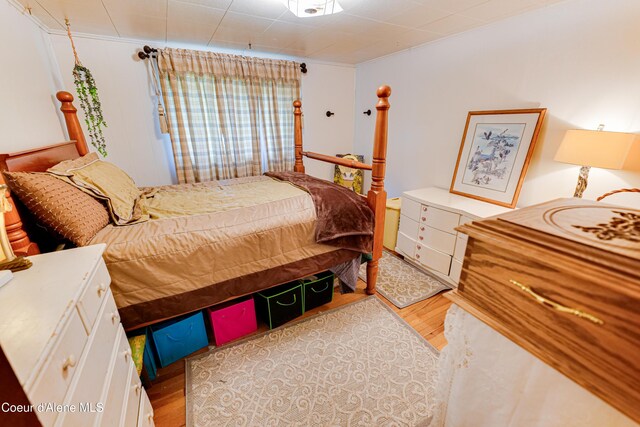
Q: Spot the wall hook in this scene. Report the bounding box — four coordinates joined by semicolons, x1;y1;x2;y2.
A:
300;63;307;74
326;111;335;117
363;109;371;116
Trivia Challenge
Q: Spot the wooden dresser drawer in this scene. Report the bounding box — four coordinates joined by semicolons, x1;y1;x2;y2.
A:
400;196;421;221
77;259;111;335
399;214;419;239
100;328;132;426
415;243;451;275
123;363;142;427
29;308;88;426
138;388;155;427
420;205;460;234
457;236;640;421
417;225;456;255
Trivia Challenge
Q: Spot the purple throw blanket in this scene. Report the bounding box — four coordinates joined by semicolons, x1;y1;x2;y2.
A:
265;171;374;253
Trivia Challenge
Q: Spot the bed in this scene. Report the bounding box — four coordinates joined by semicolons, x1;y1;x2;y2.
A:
0;87;391;330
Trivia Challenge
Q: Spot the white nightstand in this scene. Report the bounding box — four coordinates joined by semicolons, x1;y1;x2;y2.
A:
0;245;154;426
396;187;514;287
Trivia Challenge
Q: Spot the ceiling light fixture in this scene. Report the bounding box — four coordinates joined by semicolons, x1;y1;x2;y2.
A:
281;0;343;18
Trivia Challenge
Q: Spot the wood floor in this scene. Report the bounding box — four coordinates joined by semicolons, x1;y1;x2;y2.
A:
147;279;452;427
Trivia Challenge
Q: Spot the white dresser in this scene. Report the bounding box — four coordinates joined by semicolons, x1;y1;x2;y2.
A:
396;187;513;287
0;245;154;427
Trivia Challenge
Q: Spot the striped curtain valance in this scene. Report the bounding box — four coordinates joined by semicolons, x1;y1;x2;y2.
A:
157;48;301;83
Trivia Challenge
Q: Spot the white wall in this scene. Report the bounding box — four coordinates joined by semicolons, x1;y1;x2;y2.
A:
0;1;64;151
354;0;640;206
47;33;355;186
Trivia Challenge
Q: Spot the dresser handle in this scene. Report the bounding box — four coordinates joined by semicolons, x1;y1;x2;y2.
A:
422;207;427;212
419;236;424;240
147;413;153;422
508;280;604;325
123;349;132;361
97;284;107;296
420;227;425;231
62;355;76;372
415;254;420;259
421;217;426;221
111;312;120;324
134;384;141;395
416;245;421;250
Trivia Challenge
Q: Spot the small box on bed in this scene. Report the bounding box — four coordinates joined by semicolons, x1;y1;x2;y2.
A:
255;282;304;329
149;311;208;367
207;297;257;346
300;271;335;311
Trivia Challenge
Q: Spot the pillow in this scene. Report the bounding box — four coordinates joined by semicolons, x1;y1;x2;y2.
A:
48;153;148;225
2;171;110;246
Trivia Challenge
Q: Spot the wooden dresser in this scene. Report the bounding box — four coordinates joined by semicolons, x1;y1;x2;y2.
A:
450;198;640;423
0;245;154;426
396;187;512;286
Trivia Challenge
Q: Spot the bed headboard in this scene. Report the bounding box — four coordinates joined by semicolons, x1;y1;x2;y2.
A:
0;91;89;255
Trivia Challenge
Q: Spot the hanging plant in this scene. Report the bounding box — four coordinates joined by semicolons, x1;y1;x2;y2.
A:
73;65;108;156
66;19;108;156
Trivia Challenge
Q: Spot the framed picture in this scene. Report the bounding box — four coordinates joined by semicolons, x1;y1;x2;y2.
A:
450;108;546;208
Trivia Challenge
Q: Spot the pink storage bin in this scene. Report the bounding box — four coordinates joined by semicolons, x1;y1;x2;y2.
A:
207;297;257;346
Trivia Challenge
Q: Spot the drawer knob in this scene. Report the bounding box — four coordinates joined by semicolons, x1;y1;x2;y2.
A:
415;254;420;259
111;312;120;324
416;245;421;250
421;217;426;221
420;227;425;231
147;413;153;422
97;284;107;296
508;280;604;325
419;236;424;240
123;349;132;361
62;355;76;372
134;384;141;395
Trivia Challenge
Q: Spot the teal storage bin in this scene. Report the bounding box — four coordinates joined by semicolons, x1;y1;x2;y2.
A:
143;330;158;381
150;311;208;368
255;282;304;329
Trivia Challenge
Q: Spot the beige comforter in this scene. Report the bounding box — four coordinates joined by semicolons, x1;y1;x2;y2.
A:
90;176;350;327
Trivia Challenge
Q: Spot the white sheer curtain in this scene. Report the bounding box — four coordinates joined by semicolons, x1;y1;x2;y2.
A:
429;305;637;427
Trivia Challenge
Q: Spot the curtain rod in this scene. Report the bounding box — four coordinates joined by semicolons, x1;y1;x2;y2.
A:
136;45;308;73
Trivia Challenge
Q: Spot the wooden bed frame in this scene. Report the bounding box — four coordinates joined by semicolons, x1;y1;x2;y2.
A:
0;86;391;297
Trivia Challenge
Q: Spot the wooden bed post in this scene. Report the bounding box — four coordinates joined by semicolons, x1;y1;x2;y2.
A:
293;100;305;173
56;91;89;156
0;179;39;256
366;85;391;295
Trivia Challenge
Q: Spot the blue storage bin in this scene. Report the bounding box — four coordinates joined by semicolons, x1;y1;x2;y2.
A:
150;311;208;367
143;330;158;381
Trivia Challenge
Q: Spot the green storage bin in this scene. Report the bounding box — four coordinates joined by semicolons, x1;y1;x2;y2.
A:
300;271;334;311
255;282;304;329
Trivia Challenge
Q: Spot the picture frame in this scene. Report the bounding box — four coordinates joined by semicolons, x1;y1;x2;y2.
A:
450;108;546;208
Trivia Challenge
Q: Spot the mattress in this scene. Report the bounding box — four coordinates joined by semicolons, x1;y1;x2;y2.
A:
90;176;356;328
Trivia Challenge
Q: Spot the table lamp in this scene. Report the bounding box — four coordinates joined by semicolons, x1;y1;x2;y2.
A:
554;126;637;198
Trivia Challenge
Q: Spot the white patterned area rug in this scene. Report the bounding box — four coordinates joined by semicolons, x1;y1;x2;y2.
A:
359;251;450;309
186;297;439;427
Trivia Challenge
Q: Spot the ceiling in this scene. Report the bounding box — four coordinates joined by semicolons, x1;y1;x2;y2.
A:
19;0;565;64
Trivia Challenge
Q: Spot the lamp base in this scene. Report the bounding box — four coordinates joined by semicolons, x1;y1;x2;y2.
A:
573;165;591;198
0;256;32;272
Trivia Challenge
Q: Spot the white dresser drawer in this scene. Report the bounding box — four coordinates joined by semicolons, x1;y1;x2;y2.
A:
420;205;460;234
137;388;155;427
100;329;132;427
453;236;468;261
418;226;456;255
449;259;463;285
77;260;111;335
396;232;417;258
399;214;419;240
123;363;142;427
30;309;88;426
401;196;421;221
415;243;451;275
59;291;120;427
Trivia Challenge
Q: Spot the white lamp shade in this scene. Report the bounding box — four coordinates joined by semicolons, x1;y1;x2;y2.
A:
554;129;638;170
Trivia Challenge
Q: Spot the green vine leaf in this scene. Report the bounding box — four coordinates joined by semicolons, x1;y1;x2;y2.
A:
73;64;108;156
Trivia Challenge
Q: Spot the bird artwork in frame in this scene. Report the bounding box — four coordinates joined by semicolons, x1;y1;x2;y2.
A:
450;109;546;208
334;154;364;194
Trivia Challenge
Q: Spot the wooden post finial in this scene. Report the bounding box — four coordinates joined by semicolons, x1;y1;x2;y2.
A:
293;99;305;173
56;91;89;156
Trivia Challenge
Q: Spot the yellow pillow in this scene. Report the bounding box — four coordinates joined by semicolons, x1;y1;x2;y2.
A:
48;153;148;225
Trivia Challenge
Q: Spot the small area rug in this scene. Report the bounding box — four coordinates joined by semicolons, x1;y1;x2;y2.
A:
359;251;450;308
186;297;439;427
